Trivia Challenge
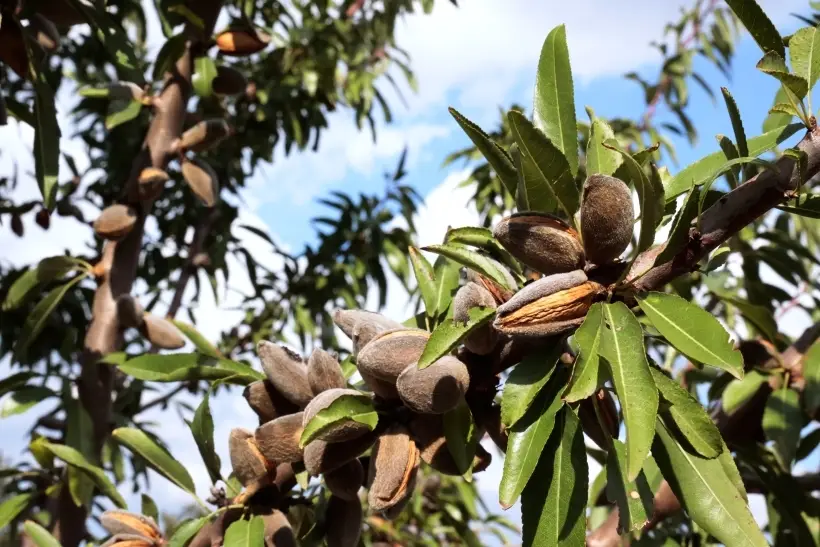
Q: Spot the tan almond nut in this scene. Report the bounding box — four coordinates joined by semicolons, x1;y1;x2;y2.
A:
100;510;161;541
229;427;272;487
493;213;584;275
255;412;305;463
243;380;300;424
407;414;460;475
262;510;296;547
28;14;60;51
453;282;498;355
94;205;138;240
324;459;364;501
333;309;405;355
396;357;469;414
181;158;219;208
215;28;270;56
302;388;372;443
140;313;185;349
356;329;429;382
367;425;419;515
257;341;313;408
307;349;346;394
116;295;144;329
304;431;377;476
178;119;230;153
137;167;169;201
100;534;155;547
580;174;634;265
325;495;363;547
493;270;604;337
359;370;400;400
212;66;248;96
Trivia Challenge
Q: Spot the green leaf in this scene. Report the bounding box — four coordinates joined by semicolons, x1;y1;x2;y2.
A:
777;194;820;219
763;86;795;131
655;186;700;265
796;427;820;461
586;118;621;177
722;370;769;414
789;26;820;92
190;391;221;483
223;516;265;547
153;34;188;80
116;352;263;384
32;70;60;210
422;243;515;292
600;302;658;481
113;428;195;493
445;226;521;274
499;366;568;508
0;372;35;398
718;295;778;342
756;51;809;99
42;441;126;508
716;134;741;187
705;247;732;272
605;141;664;253
141;494;159;522
533;24;578;177
65;396;95;507
521;408;587;547
448;107;518;197
606;439;654;533
653;418;768;547
105;99;143;130
698;157;777;217
725;0;785;57
171;319;222;358
193;56;218;99
637;292;744;378
507;110;580;218
409;246;437;319
3;256;83;311
417;307;496;369
0;493;33;529
563;303;604;403
718;437;748;502
443;396;479;481
167;516;209;547
650;368;723;459
501;346;562;428
299;392;378;448
22;521;60;547
432;255;461;319
762;387;802;467
664;123;802;201
0;387;55;418
721;88;749;172
805;340;820;415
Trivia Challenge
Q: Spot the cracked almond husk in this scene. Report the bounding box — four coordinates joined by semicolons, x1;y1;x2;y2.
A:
178;119;230;153
212;66;248;96
307;348;346;394
325;495;363;547
493;270;604;337
453;281;498;355
367;424;419;515
215;27;271;56
139;313;185;349
395;356;469;414
243;380;301;423
302;388;372;443
493;212;585;275
257;341;313;408
229;427;273;487
255;412;305;464
356;328;429;382
94;204;138;241
580;174;634;265
100;510;161;542
181;158;219;208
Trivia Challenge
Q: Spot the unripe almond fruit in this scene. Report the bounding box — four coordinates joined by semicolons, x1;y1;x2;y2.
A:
215;28;270;56
303;431;377;476
493;270;604;337
302;389;372;443
100;510;161;541
359;370;400;400
137;167;169;201
493;213;584;275
407;414;460;475
181;158;219;208
396;357;469;414
178;119;230;153
116;294;144;329
212;66;248;96
324;459;364;501
258;342;313;407
325;495;362;547
140;313;185;349
580;174;634;265
356;329;429;382
307;348;345;394
255;412;305;464
262;510;296;547
367;425;419;514
94;204;138;240
243;380;300;423
229;427;272;487
453;282;498;355
333;309;405;355
28;14;61;51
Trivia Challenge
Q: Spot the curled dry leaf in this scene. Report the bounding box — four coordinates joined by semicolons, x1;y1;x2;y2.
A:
215;27;271;56
307;348;346;394
255;412;305;464
356;329;429;382
396;356;469;414
303;431;378;476
580;174;634;265
178;119;230;153
229;427;272;487
257;341;313;407
453;281;498;355
367;425;420;515
494;212;585;275
302;388;373;443
325;495;363;547
243;380;301;424
181;158;219;208
139;313;185;349
93;204;138;241
324;458;365;501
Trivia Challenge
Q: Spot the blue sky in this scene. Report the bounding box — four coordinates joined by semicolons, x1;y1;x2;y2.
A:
1;0;817;539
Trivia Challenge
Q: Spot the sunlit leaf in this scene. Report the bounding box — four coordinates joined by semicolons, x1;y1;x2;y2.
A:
189;391;221;483
606;439;654;533
501;346;562;428
299;392;378;448
725;0;784;57
563;303;604;403
444;396;479;481
762;386;802;467
417;307;496;369
113;428;195;493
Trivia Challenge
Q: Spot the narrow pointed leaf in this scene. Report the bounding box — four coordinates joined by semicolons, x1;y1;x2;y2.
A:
1;387;56;418
417;306;496;369
0;493;34;529
564;303;604;402
655;187;700;265
444;396;479;481
762;387;802;467
31;68;60;210
521;408;587;547
637;292;744;378
586;118;621;177
777;194;820;219
141;494;159;522
449;107;518;196
533;24;578;176
789;26;820;91
423;243;515;292
606;439;654;533
725;0;784;57
167;516;210;547
190;391;221;483
757;52;809;99
501;346;562;428
600;302;658;481
722;371;769;414
15;275;86;357
113;427;195;493
299;392;378;448
105;99;142;129
22;521;60;547
721;88;749;168
409;246;438;318
805;340;820;414
718;437;748;501
432;255;461;318
763;86;795;131
223;516;265;547
42;441;126;508
170;319;222;358
3;256;82;311
719;295;778;342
